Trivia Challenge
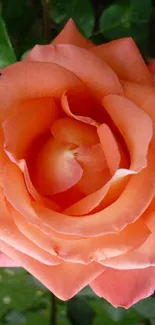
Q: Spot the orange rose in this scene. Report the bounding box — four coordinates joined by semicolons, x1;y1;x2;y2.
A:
0;19;155;308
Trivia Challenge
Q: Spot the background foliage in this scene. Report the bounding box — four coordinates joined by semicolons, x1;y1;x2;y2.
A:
0;0;155;324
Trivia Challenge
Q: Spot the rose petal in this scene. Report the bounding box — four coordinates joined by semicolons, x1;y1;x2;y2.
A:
52;19;94;48
33;151;155;236
0;240;104;300
97;124;121;175
0;188;61;265
3;98;59;162
51;117;98;145
148;59;155;78
123;81;155;149
90;267;155;308
61;93;99;127
103;95;153;172
74;144;110;195
0;252;20;267
12;208;149;264
64;168;133;215
22;159;61;211
0;61;86;120
101;210;155;270
34;138;83;195
4;150;155;236
23;44;123;99
91;38;153;85
0;128;8;186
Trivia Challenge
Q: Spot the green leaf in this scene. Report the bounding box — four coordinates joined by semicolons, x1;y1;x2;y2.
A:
0;15;16;67
78;286;96;298
99;0;152;43
90;299;144;325
133;297;155;318
102;301;126;321
4;310;27;324
25;311;49;325
50;0;95;37
67;296;94;325
0;268;48;317
3;0;26;19
71;0;95;37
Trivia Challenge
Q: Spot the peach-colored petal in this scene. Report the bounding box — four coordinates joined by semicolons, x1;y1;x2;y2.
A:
148;59;155;78
97;124;121;175
90;267;155;308
34;138;83;195
0;128;8;186
22;159;61;211
0;240;104;300
3;161;37;223
4;149;155;237
123;81;155;148
33;150;155;236
103;95;153;172
61;93;99;127
23;44;123;99
52;19;94;48
51;117;98;145
91;38;153;85
74;144;110;195
0;188;61;265
3;98;59;162
64;168;132;215
101;210;155;270
0;61;87;120
0;252;20;267
12;207;149;264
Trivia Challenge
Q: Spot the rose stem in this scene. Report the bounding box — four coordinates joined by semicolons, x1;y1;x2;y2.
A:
50;292;57;325
41;0;51;43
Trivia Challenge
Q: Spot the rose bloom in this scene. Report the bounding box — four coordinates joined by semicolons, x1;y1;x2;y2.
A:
0;19;155;308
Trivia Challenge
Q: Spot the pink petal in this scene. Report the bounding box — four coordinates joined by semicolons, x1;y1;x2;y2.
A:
90;267;155;308
0;240;104;300
0;252;20;267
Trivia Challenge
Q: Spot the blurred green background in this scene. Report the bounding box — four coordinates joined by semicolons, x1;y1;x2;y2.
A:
0;0;155;324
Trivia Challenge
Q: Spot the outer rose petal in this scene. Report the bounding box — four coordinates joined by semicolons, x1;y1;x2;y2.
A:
51;19;94;49
0;240;104;300
123;81;155;148
91;38;153;85
103;95;153;172
24;44;123;99
12;209;150;264
100;210;155;270
90;267;155;308
0;188;61;265
148;59;155;78
0;252;20;267
0;61;86;120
